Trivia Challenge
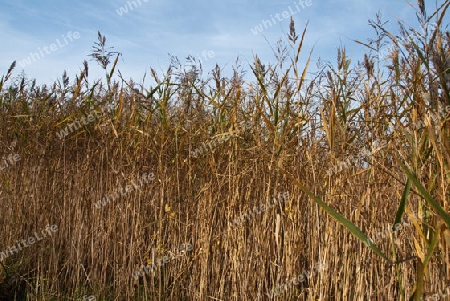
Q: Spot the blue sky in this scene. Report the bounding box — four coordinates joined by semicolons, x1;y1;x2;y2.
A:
0;0;446;86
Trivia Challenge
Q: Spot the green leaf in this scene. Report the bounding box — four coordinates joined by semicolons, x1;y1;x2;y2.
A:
274;102;279;127
397;160;450;228
283;171;392;264
423;224;441;268
393;179;411;231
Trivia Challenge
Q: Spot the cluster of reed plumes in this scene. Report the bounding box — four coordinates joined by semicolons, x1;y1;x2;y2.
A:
0;1;449;300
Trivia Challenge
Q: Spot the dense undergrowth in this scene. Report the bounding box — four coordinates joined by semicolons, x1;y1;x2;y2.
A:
0;1;449;300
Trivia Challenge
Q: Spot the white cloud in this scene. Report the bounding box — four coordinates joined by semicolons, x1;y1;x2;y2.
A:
1;0;447;84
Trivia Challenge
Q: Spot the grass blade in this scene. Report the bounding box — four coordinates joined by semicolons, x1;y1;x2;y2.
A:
393;179;411;231
280;169;392;264
396;160;450;228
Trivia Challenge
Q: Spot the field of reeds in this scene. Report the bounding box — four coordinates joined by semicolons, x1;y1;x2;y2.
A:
0;1;449;300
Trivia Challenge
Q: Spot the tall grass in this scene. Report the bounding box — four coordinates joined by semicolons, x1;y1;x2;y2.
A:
0;1;449;300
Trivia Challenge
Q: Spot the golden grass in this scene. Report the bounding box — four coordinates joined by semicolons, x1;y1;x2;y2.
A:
0;2;449;300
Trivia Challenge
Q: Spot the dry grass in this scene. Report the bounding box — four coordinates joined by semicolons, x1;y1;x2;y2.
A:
0;2;449;300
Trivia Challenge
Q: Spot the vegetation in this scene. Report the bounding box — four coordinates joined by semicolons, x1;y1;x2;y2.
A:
0;1;449;300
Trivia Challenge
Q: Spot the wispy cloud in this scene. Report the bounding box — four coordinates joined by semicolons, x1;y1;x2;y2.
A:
1;0;446;85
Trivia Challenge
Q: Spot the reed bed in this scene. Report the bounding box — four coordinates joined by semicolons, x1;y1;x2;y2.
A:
0;1;449;300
